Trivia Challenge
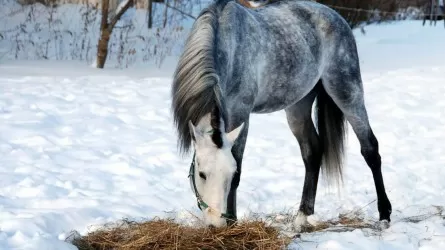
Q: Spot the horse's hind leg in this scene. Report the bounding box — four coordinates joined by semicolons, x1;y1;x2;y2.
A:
285;88;322;229
322;67;392;222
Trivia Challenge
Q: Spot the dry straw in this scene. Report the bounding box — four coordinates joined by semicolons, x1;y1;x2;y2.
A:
69;217;292;250
68;204;445;250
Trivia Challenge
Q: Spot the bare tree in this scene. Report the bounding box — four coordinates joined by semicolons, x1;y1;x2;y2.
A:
96;0;134;68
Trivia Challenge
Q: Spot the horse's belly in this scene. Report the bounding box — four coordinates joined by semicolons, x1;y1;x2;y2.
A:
251;66;319;113
250;48;321;113
252;81;314;113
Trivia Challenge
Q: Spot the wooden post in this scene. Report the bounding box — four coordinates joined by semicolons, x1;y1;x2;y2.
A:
430;0;435;26
163;0;169;28
434;0;438;25
440;0;445;28
424;0;438;26
148;0;153;29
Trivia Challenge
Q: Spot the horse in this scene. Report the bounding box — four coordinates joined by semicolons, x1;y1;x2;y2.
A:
171;0;392;229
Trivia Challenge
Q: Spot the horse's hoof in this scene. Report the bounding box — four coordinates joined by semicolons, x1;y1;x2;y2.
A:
227;219;237;227
375;220;390;230
293;212;317;232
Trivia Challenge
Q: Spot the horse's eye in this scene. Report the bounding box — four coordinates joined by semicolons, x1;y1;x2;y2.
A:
199;172;207;180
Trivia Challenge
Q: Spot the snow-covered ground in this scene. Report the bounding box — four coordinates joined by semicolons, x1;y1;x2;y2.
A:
1;21;444;249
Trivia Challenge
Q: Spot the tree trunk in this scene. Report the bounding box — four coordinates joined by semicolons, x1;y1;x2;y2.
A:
96;0;110;68
96;29;111;68
96;0;134;68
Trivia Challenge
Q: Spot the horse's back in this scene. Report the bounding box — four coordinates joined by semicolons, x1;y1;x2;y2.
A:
252;1;355;112
217;0;358;113
254;0;354;46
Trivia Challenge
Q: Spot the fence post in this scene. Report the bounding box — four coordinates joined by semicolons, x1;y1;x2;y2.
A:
431;0;436;26
147;0;153;29
440;0;445;28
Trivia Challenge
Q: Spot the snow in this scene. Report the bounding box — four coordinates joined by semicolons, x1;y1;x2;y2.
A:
1;20;445;249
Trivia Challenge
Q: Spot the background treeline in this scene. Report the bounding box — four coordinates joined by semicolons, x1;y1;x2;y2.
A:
1;0;433;68
316;0;430;28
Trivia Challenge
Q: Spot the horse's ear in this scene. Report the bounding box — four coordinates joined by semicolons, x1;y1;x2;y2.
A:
227;123;244;144
188;120;201;141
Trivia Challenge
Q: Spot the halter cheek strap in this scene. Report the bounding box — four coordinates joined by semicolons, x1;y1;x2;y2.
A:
188;152;234;220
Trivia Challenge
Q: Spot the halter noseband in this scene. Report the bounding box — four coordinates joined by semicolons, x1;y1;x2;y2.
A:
188;152;234;220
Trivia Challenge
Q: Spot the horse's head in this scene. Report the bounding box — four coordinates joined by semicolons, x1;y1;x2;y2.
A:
188;113;244;227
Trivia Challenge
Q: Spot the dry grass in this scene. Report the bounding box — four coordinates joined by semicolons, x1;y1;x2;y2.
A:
298;213;375;233
67;213;375;250
68;217;291;250
68;205;445;250
261;209;378;238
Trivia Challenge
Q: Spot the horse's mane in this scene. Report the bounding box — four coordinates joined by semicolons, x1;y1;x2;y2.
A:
171;5;226;155
172;0;287;154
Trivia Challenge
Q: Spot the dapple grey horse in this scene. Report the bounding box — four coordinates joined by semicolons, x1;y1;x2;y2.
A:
171;0;392;229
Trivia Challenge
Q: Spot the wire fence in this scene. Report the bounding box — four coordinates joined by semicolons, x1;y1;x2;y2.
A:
324;3;444;28
326;5;424;16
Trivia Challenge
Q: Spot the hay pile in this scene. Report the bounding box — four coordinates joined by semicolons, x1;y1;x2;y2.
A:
69;218;291;250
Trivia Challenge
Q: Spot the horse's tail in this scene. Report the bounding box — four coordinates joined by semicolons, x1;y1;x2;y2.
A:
171;7;224;155
316;81;347;186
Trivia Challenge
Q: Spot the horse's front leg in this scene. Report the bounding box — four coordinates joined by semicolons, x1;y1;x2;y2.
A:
226;119;249;226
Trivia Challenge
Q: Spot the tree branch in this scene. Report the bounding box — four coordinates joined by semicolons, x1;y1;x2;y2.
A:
165;2;196;20
108;0;134;32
